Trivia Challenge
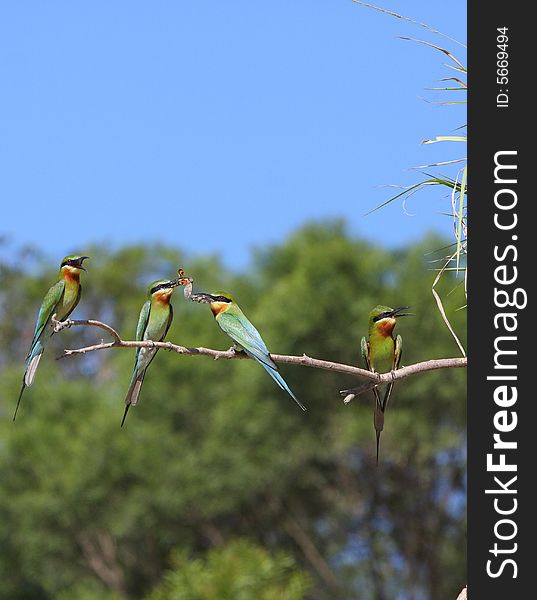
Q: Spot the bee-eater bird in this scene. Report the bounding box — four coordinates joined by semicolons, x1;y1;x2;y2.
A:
121;273;192;427
361;305;411;463
14;255;89;420
188;291;306;411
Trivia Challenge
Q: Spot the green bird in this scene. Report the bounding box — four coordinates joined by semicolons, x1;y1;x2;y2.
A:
361;305;410;463
14;255;89;420
121;273;192;426
188;290;306;411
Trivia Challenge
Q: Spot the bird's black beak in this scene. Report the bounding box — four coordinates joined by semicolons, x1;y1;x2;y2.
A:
389;306;413;318
165;278;182;289
168;276;193;289
77;256;90;271
189;292;218;304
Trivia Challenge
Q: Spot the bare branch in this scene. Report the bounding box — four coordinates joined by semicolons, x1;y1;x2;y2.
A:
340;358;467;404
52;316;122;343
57;318;467;399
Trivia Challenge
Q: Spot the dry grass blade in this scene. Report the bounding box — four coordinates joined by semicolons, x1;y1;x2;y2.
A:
399;36;466;71
426;87;467;92
432;252;466;357
422;135;467;144
439;77;467;87
350;1;466;48
412;158;467;169
455;165;467;273
363;178;460;216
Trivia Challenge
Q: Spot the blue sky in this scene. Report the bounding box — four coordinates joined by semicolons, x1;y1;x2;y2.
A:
0;1;466;269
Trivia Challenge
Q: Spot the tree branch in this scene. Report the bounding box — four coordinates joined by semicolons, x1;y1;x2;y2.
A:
52;315;122;343
55;318;467;400
339;357;467;404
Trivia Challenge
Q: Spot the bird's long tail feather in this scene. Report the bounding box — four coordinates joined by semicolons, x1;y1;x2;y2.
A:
121;370;146;427
24;347;43;387
374;404;384;465
13;344;44;421
382;381;395;412
13;382;26;421
260;362;306;411
120;404;131;428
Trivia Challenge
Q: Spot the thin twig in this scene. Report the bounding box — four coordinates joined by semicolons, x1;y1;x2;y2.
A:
52;316;122;343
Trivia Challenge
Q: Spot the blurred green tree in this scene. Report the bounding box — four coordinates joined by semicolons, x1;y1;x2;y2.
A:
0;222;466;600
146;539;310;600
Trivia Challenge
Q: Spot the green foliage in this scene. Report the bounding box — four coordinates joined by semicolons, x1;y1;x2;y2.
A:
0;224;466;599
147;539;310;600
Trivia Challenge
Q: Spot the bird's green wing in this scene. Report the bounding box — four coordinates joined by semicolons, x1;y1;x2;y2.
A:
217;311;275;370
135;300;151;360
29;280;65;353
381;334;402;411
218;310;306;411
136;300;151;341
361;336;382;408
361;336;370;370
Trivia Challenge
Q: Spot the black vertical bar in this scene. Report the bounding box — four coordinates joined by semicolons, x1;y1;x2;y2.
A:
469;2;530;598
